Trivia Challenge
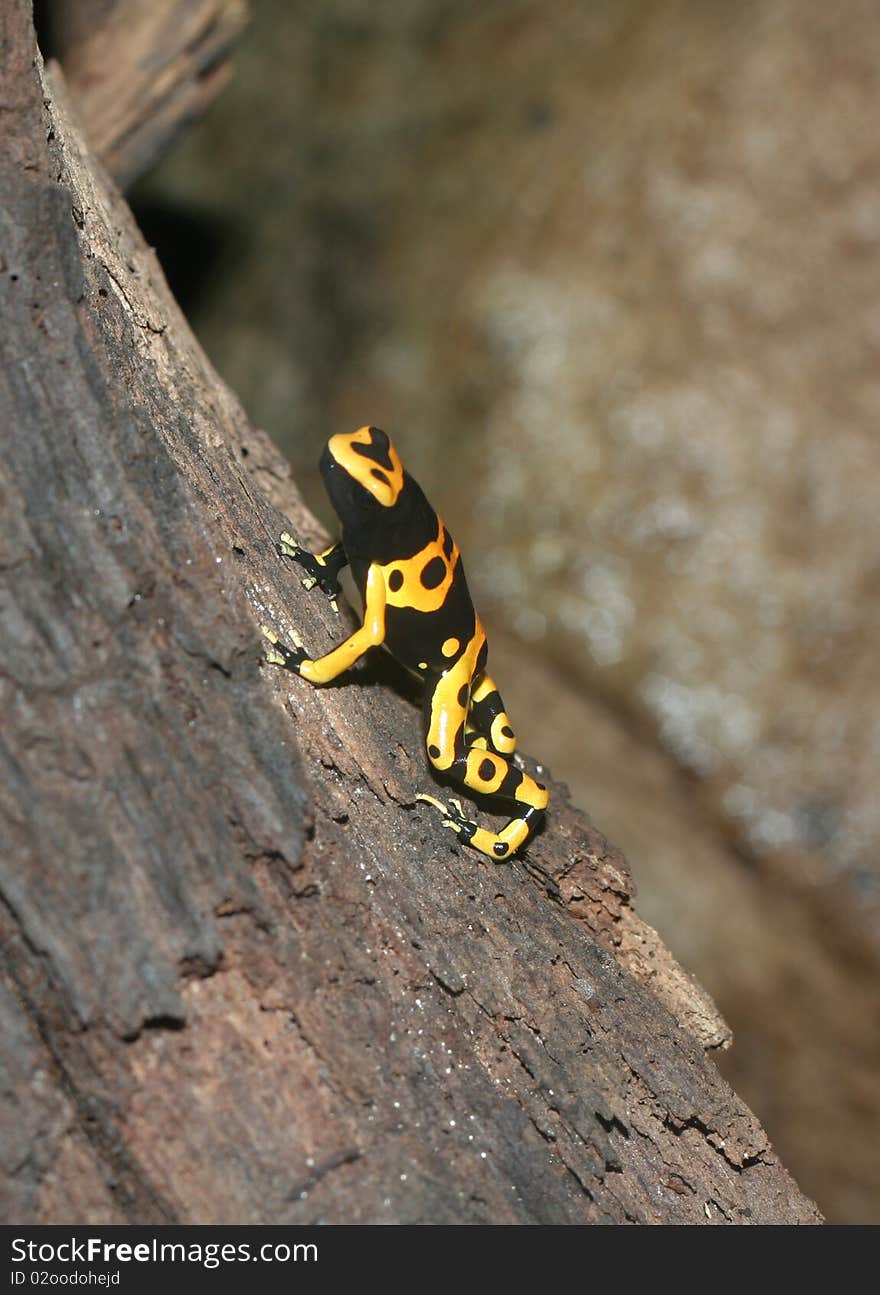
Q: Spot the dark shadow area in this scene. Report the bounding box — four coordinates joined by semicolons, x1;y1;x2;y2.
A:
128;191;236;318
32;0;60;61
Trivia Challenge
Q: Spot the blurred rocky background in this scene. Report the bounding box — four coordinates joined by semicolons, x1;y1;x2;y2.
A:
116;0;878;1221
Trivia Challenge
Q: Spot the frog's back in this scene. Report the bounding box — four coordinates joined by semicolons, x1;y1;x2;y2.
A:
343;478;481;677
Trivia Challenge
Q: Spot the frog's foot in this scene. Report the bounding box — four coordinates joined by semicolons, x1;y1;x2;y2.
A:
416;793;477;846
261;623;308;674
277;532;341;610
416;792;542;862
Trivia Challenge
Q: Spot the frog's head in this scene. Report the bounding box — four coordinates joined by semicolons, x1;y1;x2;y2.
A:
321;426;406;516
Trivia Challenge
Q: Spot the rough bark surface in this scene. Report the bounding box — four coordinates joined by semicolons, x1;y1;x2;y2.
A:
0;4;821;1224
38;0;249;186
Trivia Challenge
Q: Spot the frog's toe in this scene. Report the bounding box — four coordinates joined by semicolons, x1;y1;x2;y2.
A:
261;623;306;672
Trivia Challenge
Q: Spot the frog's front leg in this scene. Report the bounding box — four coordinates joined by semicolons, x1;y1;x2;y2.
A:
277;532;348;608
262;562;387;684
417;660;548;860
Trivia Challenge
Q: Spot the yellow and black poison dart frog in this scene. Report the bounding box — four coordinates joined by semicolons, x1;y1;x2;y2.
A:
261;426;549;859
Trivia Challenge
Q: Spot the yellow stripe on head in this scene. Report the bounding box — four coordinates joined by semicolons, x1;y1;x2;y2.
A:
328;426;405;507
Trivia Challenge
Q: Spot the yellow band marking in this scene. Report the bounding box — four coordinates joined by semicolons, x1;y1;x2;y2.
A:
381;519;460;614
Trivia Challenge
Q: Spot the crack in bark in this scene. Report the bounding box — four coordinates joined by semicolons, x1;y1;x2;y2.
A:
101;261;166;336
661;1111;768;1174
286;1147;363;1202
0;904;178;1223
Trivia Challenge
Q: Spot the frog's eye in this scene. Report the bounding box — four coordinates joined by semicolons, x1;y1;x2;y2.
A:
328;426;405;506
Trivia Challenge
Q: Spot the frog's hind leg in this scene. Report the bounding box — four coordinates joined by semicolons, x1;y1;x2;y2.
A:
468;671;517;756
417;667;548;861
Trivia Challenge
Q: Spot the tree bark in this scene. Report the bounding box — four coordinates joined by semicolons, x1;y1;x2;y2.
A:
38;0;249;186
0;2;821;1224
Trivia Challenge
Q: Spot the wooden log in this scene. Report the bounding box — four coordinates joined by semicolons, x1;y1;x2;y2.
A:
37;0;249;186
0;0;821;1224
